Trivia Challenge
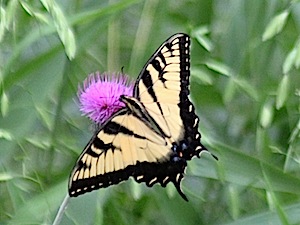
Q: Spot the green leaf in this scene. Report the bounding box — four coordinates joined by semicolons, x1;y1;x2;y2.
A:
283;38;300;74
40;0;76;59
224;201;300;225
20;1;50;24
0;129;13;140
35;105;53;130
262;168;290;225
228;185;240;219
260;99;274;128
26;136;50;149
276;74;290;109
8;182;68;224
294;40;300;69
0;173;13;181
233;77;259;101
283;48;297;74
130;181;142;200
224;78;236;103
190;141;300;194
289;119;300;144
192;26;214;52
262;10;289;41
204;59;233;77
1;90;9;116
0;6;7;41
0;0;18;42
191;67;213;85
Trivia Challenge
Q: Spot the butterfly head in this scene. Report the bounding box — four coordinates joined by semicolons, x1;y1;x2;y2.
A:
119;95;146;117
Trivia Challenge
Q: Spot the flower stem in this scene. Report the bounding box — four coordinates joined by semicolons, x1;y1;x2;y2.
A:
52;194;70;225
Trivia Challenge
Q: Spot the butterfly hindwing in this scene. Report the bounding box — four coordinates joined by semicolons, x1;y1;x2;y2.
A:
69;110;176;197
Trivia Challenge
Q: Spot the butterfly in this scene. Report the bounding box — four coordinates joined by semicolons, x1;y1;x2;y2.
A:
68;33;209;201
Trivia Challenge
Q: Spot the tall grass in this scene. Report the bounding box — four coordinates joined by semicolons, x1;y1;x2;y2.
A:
0;0;299;224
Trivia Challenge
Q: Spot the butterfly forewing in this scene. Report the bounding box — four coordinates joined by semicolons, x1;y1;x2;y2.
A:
134;33;203;159
135;35;186;142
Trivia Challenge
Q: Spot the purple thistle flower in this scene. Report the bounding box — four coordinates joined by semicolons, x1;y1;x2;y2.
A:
78;72;134;125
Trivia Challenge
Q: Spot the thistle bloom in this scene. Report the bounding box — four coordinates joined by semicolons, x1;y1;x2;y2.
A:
78;72;134;125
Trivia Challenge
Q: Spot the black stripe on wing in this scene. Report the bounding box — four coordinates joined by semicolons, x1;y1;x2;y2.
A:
103;121;146;140
134;33;206;160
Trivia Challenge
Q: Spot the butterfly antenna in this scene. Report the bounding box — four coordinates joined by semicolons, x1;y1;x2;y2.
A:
121;66;125;74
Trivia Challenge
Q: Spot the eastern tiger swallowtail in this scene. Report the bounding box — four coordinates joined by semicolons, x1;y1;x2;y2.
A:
69;33;209;201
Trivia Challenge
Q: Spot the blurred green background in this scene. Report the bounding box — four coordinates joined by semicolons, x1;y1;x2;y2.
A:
1;0;300;224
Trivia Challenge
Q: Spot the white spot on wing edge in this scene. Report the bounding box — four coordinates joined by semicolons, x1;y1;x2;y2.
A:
193;118;199;127
148;177;157;186
136;175;144;181
176;173;181;182
163;176;169;184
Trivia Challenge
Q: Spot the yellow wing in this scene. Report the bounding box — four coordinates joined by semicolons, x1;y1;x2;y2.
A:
134;33;204;160
69;110;186;198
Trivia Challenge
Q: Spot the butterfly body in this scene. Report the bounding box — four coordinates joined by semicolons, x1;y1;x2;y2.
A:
69;33;207;201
